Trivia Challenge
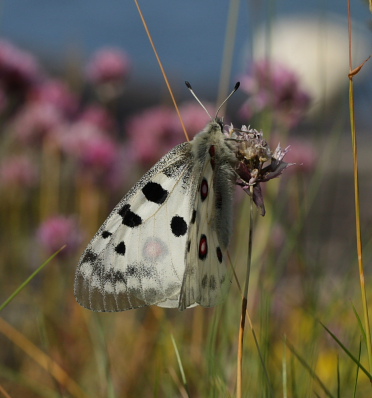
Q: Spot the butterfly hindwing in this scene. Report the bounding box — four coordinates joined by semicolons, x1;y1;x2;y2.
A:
179;121;235;310
75;142;197;311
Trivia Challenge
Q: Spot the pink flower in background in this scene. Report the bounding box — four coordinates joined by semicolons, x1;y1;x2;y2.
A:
60;119;122;187
283;139;317;174
126;106;182;167
60;120;107;158
37;215;83;255
29;79;79;116
86;48;131;84
81;134;119;171
79;105;115;132
0;39;41;93
178;101;215;137
12;102;64;145
240;59;311;128
0;155;38;189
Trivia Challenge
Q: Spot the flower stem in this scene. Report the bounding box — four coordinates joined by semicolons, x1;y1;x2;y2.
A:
348;0;372;374
237;185;254;397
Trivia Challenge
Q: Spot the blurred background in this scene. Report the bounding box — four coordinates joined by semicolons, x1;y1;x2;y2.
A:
0;0;372;397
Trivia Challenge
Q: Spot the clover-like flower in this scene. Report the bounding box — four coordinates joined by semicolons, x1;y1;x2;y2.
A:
226;124;292;216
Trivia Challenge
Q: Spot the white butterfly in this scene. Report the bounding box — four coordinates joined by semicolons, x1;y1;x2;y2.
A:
75;83;241;311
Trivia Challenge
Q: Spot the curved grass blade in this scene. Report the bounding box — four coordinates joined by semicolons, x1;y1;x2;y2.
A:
285;339;335;398
0;245;66;312
320;321;372;381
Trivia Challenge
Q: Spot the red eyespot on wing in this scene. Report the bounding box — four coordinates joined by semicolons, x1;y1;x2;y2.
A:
200;178;208;201
199;234;208;260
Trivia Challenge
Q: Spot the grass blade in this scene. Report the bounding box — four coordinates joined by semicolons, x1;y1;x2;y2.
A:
0;245;66;312
170;333;190;397
353;340;362;398
320;321;372;380
285;339;335;398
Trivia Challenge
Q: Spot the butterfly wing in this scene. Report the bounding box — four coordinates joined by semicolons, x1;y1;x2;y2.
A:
179;122;235;310
75;142;197;311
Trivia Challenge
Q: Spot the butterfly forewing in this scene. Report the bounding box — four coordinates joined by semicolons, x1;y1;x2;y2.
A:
75;142;197;311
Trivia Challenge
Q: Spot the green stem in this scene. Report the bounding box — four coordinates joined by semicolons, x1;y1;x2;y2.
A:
0;245;66;312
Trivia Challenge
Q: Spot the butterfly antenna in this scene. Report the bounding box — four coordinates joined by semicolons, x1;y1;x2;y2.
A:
185;81;212;119
215;82;240;118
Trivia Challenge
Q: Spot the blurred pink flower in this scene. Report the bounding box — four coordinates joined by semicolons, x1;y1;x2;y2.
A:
86;48;131;84
37;215;83;255
60;120;107;158
12;102;64;145
178;101;215;137
0;155;38;189
29;79;79;116
82;134;119;170
240;59;311;128
0;39;41;93
283;139;317;174
126;106;182;167
79;105;115;132
60;120;122;187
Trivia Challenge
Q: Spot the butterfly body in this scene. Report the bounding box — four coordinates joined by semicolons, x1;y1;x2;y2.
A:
75;119;237;311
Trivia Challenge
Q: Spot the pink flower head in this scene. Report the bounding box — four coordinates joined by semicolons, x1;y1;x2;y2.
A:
240;59;311;128
29;79;79;117
12;102;64;145
37;215;83;255
79;105;115;132
126;106;182;167
0;39;41;93
81;134;119;171
0;155;38;189
226;124;293;216
60;120;121;187
86;48;131;84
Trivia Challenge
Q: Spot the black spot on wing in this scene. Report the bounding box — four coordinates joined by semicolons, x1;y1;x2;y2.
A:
191;209;196;224
142;181;168;204
216;247;223;263
112;270;127;285
170;215;187;237
118;204;142;228
81;249;98;264
101;230;112;239
162;158;187;177
115;241;126;256
201;274;208;288
209;275;217;290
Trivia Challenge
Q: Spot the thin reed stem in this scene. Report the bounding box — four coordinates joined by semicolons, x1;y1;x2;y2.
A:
347;0;372;374
237;186;254;397
132;0;189;141
216;0;240;112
